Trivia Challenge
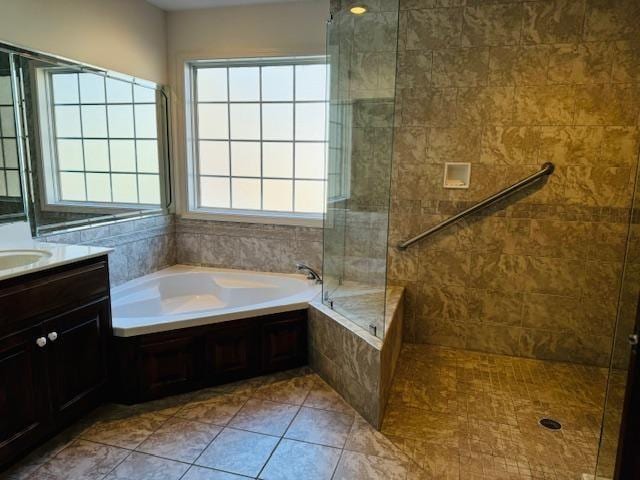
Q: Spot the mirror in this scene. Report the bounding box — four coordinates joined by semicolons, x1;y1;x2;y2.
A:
0;43;171;235
0;52;26;223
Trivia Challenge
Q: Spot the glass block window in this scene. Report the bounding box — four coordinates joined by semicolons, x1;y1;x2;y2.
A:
48;71;161;205
193;57;327;215
0;74;21;198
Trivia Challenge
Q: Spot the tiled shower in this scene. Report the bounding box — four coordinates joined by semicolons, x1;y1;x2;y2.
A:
321;0;640;478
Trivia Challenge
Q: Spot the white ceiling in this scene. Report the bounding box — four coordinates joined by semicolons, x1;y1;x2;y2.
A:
146;0;308;11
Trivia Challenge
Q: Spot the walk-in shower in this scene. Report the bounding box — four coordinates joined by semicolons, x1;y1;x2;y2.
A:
321;0;640;478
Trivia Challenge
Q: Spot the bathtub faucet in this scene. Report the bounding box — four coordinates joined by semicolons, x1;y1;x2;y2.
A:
295;263;322;284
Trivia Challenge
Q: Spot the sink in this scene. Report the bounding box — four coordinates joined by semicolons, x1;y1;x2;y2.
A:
0;249;52;270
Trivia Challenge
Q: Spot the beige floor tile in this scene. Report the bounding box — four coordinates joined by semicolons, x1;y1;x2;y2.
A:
104;451;189;480
182;465;251;479
195;427;279;477
258;438;341;480
29;440;129;480
382;403;459;447
284;406;354;448
344;415;408;461
252;374;316;405
228;398;299;436
81;412;169;449
333;450;408;480
136;417;222;463
175;393;249;426
303;378;355;414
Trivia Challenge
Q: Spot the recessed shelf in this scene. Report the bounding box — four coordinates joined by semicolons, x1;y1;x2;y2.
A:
443;162;471;189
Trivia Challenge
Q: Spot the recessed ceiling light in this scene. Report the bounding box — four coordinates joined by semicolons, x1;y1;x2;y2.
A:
349;4;367;14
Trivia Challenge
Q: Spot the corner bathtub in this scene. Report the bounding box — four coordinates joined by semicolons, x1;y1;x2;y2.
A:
111;265;321;337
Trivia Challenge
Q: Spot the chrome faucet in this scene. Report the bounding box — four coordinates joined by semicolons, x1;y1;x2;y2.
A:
295;263;322;284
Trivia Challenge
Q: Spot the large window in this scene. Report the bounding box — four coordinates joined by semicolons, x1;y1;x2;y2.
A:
0;75;20;198
191;57;327;218
42;71;162;206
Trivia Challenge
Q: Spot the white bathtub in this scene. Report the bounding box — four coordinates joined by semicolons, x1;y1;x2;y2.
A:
111;265;321;337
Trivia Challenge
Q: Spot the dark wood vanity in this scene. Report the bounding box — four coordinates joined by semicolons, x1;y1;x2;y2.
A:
0;256;111;469
111;309;308;404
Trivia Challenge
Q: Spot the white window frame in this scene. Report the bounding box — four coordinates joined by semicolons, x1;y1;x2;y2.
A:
35;67;164;214
184;56;329;227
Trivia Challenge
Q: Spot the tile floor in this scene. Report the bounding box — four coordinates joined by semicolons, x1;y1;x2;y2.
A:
4;344;613;480
384;344;611;480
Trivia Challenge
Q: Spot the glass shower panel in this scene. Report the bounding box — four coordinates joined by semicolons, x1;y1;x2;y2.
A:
596;184;640;479
322;0;399;338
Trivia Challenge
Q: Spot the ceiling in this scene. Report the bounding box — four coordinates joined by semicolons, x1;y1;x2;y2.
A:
146;0;308;11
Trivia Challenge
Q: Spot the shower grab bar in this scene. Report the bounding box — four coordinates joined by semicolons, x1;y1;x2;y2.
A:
396;162;555;251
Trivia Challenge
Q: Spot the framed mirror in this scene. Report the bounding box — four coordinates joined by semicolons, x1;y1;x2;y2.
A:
0;43;171;235
0;51;26;224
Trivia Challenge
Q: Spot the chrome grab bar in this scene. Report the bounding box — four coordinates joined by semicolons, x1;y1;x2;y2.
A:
396;162;555;251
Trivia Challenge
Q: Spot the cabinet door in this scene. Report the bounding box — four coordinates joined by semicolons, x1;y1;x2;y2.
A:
206;323;257;383
138;334;202;400
45;300;110;423
0;326;49;466
261;313;307;373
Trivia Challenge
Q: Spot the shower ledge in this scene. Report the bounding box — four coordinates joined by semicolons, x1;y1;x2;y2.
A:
307;286;404;428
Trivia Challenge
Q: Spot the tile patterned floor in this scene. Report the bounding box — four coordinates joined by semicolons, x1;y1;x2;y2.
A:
383;344;610;480
4;345;611;480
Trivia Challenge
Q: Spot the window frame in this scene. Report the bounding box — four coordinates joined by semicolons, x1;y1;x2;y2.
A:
184;56;328;227
35;67;167;213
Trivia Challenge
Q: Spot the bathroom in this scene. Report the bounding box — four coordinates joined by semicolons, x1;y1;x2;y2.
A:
0;0;639;478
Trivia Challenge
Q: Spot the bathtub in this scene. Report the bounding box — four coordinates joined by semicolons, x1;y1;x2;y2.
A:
110;265;321;337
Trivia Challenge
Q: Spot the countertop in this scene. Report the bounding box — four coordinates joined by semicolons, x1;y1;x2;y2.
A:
0;240;113;282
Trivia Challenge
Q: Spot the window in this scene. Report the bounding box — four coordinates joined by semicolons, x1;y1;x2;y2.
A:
190;57;328;219
41;70;162;207
0;75;21;198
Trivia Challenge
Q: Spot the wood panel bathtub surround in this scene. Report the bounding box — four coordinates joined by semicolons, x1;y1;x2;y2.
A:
0;256;112;470
112;309;308;404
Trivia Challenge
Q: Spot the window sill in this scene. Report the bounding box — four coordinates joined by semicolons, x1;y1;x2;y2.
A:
41;201;161;215
184;208;324;228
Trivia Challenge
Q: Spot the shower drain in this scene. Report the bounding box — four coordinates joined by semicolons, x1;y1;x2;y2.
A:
539;418;562;430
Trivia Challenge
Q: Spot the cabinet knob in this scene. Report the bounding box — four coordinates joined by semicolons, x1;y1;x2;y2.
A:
48;332;58;342
36;337;47;348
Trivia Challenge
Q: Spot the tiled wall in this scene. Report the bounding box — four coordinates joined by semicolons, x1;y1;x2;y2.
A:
388;0;640;366
308;287;404;428
40;214;176;287
175;217;323;274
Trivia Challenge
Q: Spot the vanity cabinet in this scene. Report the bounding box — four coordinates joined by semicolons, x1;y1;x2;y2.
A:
0;256;111;469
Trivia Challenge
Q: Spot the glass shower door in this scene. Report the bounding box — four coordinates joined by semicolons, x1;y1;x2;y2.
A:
321;0;400;339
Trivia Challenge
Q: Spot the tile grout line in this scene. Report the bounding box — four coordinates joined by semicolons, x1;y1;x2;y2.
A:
255;383;314;479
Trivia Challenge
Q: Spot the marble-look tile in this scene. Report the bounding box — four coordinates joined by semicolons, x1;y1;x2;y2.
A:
522;0;586;44
81;412;169;450
252;373;316;405
461;3;523;47
514;85;575;125
303;378;355;414
284;407;354;448
405;8;463;50
175;393;249;426
136;418;221;463
195;428;279;477
182;466;250;479
258;439;341;480
228;398;299;436
104;452;189;480
344;416;408;461
432;48;489;87
333;450;408;480
488;45;551;86
382;403;459;447
574;84;638;125
29;440;129;480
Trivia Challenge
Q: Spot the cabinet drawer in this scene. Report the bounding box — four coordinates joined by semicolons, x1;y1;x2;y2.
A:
0;259;109;331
